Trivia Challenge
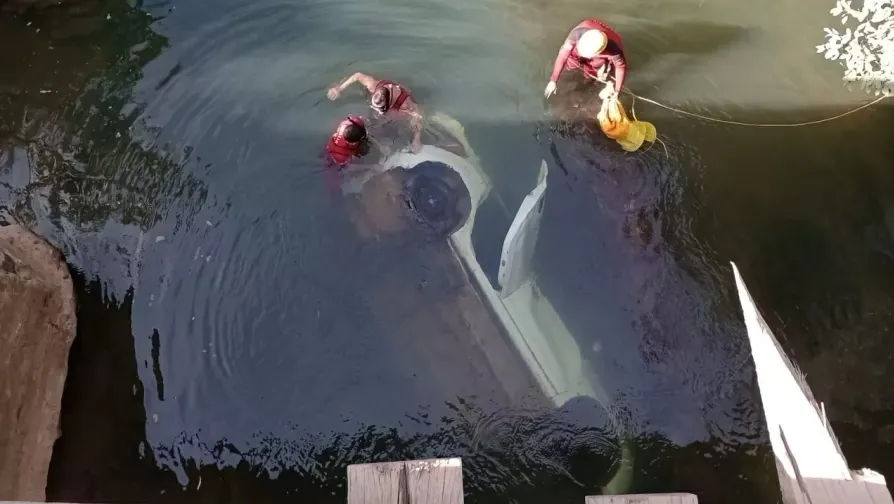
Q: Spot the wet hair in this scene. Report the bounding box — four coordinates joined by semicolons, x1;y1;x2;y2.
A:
343;122;367;144
371;87;390;113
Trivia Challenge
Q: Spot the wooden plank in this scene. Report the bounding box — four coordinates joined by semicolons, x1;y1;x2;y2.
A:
856;470;894;504
585;494;698;504
347;458;464;504
799;478;894;504
867;481;894;504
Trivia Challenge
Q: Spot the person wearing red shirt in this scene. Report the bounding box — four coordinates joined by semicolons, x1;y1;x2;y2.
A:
327;72;423;153
544;19;628;101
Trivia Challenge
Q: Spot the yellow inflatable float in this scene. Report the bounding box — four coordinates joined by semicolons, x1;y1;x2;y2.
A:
597;96;657;152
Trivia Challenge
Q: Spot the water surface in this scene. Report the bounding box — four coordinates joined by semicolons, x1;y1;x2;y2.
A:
1;0;893;501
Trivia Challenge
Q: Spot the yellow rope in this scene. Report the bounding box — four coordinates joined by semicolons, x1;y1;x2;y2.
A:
626;91;888;127
593;76;890;127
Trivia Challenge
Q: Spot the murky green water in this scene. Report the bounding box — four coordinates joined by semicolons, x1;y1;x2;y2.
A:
2;0;893;502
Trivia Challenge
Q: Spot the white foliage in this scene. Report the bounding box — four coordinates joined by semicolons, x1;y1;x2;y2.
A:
818;0;894;96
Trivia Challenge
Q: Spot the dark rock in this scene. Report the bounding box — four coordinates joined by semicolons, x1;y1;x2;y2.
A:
0;224;76;501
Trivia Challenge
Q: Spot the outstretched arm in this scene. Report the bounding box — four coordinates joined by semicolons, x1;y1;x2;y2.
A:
549;40;574;84
328;72;379;99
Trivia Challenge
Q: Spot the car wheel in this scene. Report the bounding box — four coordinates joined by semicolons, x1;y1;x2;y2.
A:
403;161;472;238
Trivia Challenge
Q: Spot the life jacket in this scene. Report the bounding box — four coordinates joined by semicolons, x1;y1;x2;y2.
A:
326;117;365;166
373;80;412;112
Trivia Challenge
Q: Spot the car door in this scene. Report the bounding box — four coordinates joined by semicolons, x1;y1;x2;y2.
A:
497;160;548;298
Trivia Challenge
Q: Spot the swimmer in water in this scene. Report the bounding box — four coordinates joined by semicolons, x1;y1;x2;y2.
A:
327;72;423;153
544;19;628;103
324;115;390;193
326;115;370;168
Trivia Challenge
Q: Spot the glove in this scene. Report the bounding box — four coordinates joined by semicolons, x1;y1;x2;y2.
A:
544;81;557;99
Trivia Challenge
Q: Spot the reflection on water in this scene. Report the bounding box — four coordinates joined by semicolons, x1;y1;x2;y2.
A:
539;91;765;451
50;276;774;503
1;0;893;501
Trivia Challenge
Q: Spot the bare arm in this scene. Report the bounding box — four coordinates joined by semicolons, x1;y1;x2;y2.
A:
549;40;574;83
336;72;379;94
607;54;627;93
403;101;424;151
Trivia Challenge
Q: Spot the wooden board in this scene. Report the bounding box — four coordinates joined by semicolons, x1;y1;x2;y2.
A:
586;494;698;504
347;458;464;504
792;477;894;504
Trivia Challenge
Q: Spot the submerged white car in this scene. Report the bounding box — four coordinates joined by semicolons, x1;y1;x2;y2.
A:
352;112;633;493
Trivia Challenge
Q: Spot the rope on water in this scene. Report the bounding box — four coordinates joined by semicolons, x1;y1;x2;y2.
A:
593;76;890;127
626;91;889;127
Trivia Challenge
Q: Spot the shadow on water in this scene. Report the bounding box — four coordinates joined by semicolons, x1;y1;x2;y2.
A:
3;0;894;502
673;100;894;483
617;21;752;93
47;275;777;504
464;18;750;287
0;0;208;262
39;97;894;504
539;92;894;485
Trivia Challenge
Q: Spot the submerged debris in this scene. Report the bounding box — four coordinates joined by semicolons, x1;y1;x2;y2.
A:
818;0;894;96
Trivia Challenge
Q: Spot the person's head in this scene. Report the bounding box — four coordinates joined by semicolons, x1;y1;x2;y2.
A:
371;87;391;114
343;115;367;144
577;29;608;58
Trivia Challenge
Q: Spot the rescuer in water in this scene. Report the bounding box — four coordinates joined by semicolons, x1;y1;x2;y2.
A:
326;115;370;167
543;19;628;102
324;114;388;191
327;72;423;153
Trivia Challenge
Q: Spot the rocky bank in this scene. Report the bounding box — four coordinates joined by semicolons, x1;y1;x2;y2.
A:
0;225;76;501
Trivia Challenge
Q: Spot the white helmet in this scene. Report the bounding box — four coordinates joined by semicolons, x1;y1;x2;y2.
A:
577;29;608;58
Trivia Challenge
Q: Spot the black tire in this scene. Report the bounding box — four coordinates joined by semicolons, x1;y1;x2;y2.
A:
403;161;472;238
